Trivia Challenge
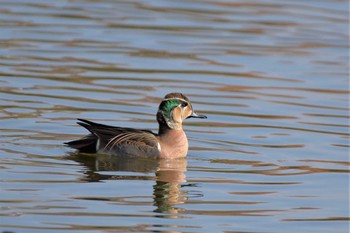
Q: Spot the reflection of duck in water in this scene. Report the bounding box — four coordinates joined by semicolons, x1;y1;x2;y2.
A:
69;155;188;215
154;159;188;215
65;93;206;159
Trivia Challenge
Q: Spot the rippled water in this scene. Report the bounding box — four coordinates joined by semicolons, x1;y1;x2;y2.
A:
1;0;349;232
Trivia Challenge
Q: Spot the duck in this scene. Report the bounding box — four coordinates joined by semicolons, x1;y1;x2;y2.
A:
65;93;207;159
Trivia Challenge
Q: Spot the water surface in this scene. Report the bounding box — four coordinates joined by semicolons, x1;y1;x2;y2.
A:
0;0;349;232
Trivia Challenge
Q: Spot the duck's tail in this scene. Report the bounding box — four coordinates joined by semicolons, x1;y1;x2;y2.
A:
64;119;99;153
64;134;97;153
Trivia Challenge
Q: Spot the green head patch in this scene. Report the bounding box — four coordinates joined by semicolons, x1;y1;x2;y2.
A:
159;99;185;120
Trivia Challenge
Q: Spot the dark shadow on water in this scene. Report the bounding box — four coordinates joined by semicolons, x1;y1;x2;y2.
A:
67;153;187;216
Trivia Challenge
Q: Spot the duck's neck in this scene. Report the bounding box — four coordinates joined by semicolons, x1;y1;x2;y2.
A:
158;123;179;135
158;125;188;159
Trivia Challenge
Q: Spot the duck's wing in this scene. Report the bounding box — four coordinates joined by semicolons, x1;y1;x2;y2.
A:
102;131;160;157
66;119;159;156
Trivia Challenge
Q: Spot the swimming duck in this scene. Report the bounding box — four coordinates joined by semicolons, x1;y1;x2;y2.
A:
65;93;206;159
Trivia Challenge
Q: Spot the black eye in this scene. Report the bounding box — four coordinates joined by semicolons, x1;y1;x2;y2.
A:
181;102;188;107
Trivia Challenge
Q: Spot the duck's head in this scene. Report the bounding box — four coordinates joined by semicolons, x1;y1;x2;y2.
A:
157;93;207;130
